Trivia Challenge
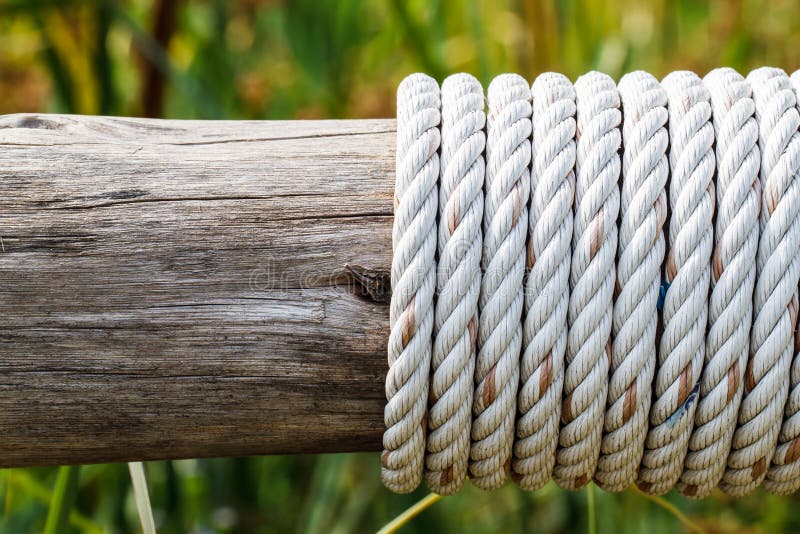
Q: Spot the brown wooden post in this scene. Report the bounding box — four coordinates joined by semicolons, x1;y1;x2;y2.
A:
0;114;396;467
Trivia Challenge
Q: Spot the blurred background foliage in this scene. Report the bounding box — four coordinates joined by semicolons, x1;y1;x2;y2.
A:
1;0;800;532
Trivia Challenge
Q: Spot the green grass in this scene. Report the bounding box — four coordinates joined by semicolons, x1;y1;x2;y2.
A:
43;467;80;534
128;463;155;534
2;0;800;531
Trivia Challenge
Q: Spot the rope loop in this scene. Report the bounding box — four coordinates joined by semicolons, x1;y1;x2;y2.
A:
426;73;485;495
555;71;620;490
638;70;714;496
471;73;531;491
383;73;440;493
514;71;575;491
595;70;667;492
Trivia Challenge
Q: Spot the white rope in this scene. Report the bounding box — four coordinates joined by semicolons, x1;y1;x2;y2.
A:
383;73;439;493
721;67;800;497
426;73;484;495
638;70;714;495
554;71;619;490
678;67;759;498
762;69;800;495
594;70;666;492
513;72;575;490
386;67;800;496
471;73;531;490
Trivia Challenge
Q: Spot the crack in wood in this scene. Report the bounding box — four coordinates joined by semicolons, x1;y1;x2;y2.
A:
344;263;391;303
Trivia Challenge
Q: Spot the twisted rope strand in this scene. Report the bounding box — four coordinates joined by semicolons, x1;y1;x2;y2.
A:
426;73;485;495
677;67;759;498
386;66;800;497
763;69;800;495
595;71;666;492
721;67;800;496
513;72;575;490
638;71;715;495
554;71;619;490
471;73;531;490
383;73;440;493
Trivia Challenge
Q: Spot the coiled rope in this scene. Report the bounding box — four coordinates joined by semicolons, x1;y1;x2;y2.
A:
426;73;484;495
640;70;714;496
471;73;531;490
679;67;759;498
513;72;575;490
385;67;800;497
723;67;800;496
598;70;666;492
383;73;439;493
557;71;618;490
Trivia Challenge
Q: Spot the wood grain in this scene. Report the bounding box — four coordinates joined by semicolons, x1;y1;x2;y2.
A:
0;114;397;467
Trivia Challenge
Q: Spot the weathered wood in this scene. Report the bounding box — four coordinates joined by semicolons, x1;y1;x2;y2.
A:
0;114;397;467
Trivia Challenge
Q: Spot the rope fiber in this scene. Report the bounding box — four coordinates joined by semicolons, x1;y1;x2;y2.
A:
386;67;800;497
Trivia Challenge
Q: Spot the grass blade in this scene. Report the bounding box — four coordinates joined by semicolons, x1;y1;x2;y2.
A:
128;462;156;534
389;0;446;79
94;0;115;115
630;484;705;534
109;3;223;118
6;469;102;533
30;7;76;113
44;466;81;534
377;492;441;534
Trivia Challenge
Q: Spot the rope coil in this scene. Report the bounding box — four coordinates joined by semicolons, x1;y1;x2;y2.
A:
386;66;800;497
639;70;714;496
513;71;575;491
426;73;485;495
679;67;759;498
383;73;440;493
598;70;667;492
557;71;619;490
471;73;531;490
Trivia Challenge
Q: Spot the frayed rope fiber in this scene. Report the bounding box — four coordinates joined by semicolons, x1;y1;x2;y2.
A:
384;67;800;498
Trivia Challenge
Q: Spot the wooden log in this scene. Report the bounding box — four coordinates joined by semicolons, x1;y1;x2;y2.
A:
0;114;397;467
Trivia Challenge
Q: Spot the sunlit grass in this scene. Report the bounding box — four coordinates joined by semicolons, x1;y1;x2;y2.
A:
630;485;705;534
377;492;442;534
43;466;80;534
2;0;800;531
129;463;156;534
